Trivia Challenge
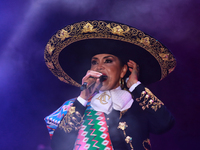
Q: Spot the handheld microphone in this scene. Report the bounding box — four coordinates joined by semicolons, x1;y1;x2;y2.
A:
80;75;107;91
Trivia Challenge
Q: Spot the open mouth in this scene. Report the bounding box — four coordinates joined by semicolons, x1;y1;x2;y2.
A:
100;74;108;82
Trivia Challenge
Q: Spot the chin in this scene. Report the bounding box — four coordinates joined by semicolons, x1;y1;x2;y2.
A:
99;82;119;91
99;86;108;91
99;85;111;91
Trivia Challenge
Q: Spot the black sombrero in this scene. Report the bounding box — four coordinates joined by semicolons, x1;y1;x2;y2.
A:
44;20;176;86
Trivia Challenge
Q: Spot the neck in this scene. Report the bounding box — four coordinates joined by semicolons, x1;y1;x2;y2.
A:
99;86;122;93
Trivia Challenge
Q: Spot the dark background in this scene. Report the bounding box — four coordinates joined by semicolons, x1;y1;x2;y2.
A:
0;0;199;150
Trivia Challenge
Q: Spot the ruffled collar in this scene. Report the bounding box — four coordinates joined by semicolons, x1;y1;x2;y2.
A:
90;87;133;114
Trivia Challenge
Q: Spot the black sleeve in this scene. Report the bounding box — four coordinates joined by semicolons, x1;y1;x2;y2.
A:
131;84;175;134
51;99;87;150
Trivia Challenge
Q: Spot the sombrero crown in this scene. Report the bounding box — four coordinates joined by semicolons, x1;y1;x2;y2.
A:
44;20;176;86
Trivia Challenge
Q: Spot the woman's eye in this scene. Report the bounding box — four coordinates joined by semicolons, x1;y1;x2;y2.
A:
105;59;113;63
91;60;97;65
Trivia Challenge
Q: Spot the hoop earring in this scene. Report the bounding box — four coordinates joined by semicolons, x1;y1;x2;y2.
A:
119;78;125;89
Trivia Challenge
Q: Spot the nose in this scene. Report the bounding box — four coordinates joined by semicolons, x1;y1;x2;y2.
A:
96;62;104;71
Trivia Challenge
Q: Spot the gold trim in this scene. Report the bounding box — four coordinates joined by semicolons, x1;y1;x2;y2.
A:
119;109;128;119
142;138;151;150
125;136;134;150
118;122;128;132
136;88;164;111
118;122;134;150
59;106;84;133
44;20;176;86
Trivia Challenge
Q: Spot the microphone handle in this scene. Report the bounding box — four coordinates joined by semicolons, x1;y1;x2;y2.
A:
80;75;107;91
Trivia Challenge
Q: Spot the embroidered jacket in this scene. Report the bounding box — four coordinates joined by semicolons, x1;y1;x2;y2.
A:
44;84;175;150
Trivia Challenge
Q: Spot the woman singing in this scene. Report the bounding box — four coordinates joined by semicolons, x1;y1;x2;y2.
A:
44;20;176;150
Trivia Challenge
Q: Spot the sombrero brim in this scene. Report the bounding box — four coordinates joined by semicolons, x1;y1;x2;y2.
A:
44;20;176;86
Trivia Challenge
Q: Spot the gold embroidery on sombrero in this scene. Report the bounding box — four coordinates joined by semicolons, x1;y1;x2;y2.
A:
46;43;55;55
58;76;69;84
107;24;130;36
56;29;71;41
136;88;164;111
159;48;175;61
46;61;54;69
82;22;97;33
44;21;176;87
59;106;84;133
139;37;150;46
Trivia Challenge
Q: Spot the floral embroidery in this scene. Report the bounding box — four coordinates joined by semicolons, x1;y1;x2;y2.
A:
106;24;130;36
56;29;71;41
46;61;54;69
125;136;134;150
142;138;151;150
118;122;134;150
112;25;124;36
140;37;150;46
46;43;54;55
59;106;84;133
125;136;132;143
159;53;170;61
82;23;96;33
159;48;175;61
118;122;128;131
136;88;164;111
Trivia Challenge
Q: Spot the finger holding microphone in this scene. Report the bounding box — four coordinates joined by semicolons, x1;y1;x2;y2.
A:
80;74;108;91
79;70;104;100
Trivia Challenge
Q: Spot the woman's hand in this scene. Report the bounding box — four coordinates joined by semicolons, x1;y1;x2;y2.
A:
126;60;139;88
79;70;102;100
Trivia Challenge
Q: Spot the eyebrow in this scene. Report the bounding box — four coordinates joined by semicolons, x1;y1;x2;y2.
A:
91;55;115;60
